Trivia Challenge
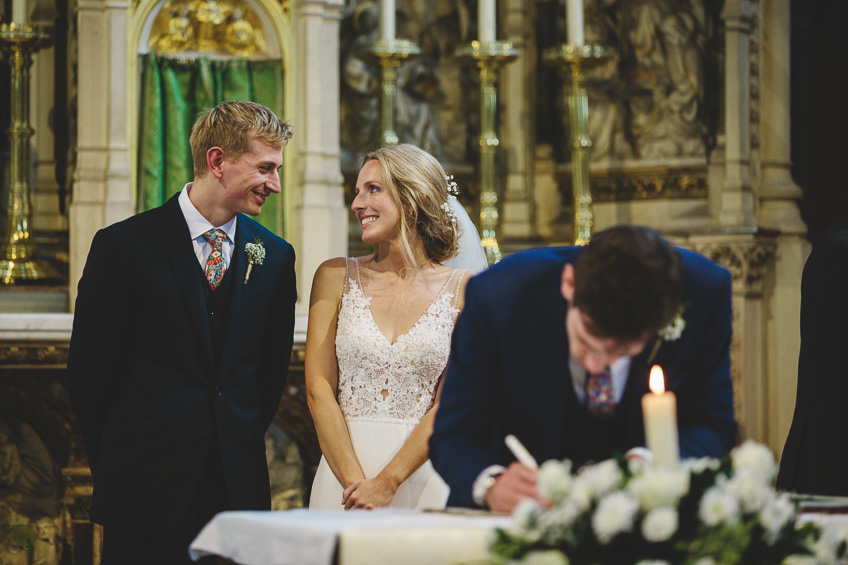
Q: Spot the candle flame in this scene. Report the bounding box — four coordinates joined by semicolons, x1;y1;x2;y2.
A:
649;365;665;394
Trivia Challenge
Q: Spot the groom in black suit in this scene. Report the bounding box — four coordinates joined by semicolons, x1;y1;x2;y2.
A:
67;101;296;564
430;226;737;512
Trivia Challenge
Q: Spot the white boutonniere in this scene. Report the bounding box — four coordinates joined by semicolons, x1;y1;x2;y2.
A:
244;238;265;284
658;304;687;342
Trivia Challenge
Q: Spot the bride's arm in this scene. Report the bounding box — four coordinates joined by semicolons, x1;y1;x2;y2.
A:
343;271;471;509
305;259;366;492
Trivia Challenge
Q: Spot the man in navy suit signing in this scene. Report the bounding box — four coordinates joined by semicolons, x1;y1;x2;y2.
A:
67;101;296;564
430;225;736;512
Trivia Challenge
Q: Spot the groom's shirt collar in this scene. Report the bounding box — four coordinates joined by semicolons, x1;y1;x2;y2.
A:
179;183;237;269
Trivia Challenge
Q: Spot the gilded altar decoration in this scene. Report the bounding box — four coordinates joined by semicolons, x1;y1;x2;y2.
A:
148;0;269;57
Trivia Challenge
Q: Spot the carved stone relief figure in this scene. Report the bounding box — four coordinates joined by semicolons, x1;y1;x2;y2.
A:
0;421;64;565
583;8;634;163
621;0;707;159
340;2;381;171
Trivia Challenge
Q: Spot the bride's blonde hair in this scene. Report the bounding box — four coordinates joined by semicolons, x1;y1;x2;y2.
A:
361;144;459;268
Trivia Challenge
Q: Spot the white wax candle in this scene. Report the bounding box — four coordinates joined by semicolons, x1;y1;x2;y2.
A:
566;0;584;47
12;0;26;23
641;365;680;468
478;0;496;44
380;0;395;41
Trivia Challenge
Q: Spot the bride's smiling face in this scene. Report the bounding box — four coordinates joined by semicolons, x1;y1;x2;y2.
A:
352;159;402;245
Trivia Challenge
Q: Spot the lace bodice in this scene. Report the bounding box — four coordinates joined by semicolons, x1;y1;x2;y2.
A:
335;259;462;424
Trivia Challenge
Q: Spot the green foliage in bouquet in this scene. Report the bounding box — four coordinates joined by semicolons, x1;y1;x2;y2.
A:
490;441;848;565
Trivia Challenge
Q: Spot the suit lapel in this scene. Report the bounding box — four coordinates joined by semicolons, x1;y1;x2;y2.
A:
218;216;253;371
160;195;216;371
532;272;571;459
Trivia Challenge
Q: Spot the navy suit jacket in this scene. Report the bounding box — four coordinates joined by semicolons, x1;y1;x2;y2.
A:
67;194;296;535
430;245;737;508
778;216;848;496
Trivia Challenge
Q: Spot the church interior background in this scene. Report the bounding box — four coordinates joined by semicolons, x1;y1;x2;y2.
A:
0;0;845;562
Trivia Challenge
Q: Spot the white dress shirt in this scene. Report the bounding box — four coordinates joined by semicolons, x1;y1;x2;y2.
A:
178;183;237;270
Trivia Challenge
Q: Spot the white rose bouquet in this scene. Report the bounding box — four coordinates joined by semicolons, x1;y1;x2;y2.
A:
490;441;847;565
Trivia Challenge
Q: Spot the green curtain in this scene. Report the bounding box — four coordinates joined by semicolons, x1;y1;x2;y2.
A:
138;53;287;235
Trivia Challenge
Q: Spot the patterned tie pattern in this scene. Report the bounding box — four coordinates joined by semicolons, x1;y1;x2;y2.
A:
585;370;616;417
202;229;227;290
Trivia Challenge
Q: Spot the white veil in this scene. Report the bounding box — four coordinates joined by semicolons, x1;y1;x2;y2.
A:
444;197;489;274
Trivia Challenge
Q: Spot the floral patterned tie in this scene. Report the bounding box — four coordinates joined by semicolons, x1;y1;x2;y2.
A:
585;370;616;417
202;229;227;290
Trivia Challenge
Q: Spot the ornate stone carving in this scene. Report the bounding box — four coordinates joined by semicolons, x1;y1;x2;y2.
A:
690;238;776;295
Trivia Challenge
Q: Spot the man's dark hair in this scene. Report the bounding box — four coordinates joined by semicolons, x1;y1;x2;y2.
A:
572;225;683;342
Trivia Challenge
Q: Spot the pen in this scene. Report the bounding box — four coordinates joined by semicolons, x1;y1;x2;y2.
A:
505;434;539;469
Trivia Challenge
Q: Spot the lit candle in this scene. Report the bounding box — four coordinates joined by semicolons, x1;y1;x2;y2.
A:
478;0;496;44
380;0;395;41
641;365;680;468
12;0;26;23
566;0;584;47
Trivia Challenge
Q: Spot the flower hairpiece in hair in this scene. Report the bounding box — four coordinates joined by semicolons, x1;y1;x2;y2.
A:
440;174;460;224
446;174;460;197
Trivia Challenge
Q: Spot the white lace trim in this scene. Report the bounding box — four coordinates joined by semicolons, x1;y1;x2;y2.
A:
335;264;460;423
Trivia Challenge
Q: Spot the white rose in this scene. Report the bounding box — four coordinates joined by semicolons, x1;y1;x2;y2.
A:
759;494;795;544
592;492;639;544
682;457;721;475
537;459;573;503
510;498;542;536
577;458;623;499
726;472;773;514
641;506;678;542
568;479;594;512
627;467;690;510
537;501;582;545
515;549;569;565
636;561;671;565
699;485;740;526
731;440;777;483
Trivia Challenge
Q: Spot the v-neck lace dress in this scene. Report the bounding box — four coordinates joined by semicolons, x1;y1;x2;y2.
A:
309;258;461;509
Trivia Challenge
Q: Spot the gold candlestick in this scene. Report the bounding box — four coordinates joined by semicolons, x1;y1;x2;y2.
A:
364;38;420;146
0;22;57;284
544;44;608;245
456;40;519;265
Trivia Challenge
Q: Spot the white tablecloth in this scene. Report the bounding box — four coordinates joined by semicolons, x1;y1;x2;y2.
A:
189;508;512;565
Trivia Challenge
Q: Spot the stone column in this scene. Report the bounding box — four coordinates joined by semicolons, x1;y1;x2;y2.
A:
69;0;133;306
759;0;809;457
759;0;804;233
719;1;756;227
499;0;534;239
690;235;777;451
293;0;347;314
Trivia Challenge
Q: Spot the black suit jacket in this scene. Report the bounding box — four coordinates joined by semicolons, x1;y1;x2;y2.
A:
778;216;848;496
67;194;296;535
430;245;737;508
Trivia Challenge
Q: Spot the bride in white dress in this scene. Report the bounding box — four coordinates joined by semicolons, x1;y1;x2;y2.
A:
306;143;485;510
